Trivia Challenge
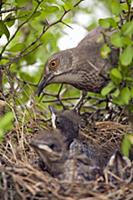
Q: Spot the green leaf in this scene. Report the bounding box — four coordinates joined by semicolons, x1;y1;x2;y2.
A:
119;87;131;105
32;11;41;18
15;0;29;6
111;1;121;15
99;18;110;28
128;135;133;145
120;46;133;66
111;88;120;98
120;2;128;12
121;87;131;104
111;68;122;80
99;18;117;28
121;134;132;157
0;112;14;130
101;44;111;59
0;130;4;141
43;6;59;14
61;0;73;9
122;21;133;37
122;37;133;46
0;112;14;141
0;20;10;40
9;43;25;52
101;82;115;96
111;32;124;48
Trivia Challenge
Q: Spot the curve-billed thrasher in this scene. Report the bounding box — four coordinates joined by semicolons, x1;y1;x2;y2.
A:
37;27;118;96
30;131;102;181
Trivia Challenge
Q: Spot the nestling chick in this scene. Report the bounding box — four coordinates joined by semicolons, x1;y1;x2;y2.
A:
30;131;102;181
30;131;67;177
104;150;133;184
49;106;80;147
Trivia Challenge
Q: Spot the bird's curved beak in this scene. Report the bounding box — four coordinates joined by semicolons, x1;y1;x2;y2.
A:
37;73;54;96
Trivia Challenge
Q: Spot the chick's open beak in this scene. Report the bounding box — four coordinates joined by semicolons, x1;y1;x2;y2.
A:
37;73;54;96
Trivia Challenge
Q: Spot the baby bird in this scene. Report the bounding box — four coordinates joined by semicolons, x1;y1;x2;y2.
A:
104;150;133;184
50;107;128;167
49;106;80;147
30;131;67;178
65;138;102;181
30;131;102;181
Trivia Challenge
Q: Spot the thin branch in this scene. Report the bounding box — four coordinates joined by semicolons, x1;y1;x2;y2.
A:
0;6;25;14
61;21;73;29
0;68;3;92
0;43;42;68
73;0;84;8
15;77;37;87
42;96;80;103
12;42;42;62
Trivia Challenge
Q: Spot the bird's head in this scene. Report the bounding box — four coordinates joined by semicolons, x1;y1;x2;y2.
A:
30;131;67;176
37;49;73;96
30;132;64;163
49;106;81;146
105;150;132;182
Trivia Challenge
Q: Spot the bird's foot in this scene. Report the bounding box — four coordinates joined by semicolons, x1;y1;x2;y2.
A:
74;91;87;113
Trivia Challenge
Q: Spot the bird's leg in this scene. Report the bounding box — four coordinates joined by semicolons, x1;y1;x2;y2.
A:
56;84;67;109
74;90;87;113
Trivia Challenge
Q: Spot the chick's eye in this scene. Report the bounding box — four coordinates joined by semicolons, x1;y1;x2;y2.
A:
49;143;57;150
55;118;60;127
49;58;59;70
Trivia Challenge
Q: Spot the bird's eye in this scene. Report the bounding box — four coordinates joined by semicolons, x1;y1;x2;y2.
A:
55;118;60;127
49;143;57;150
49;58;59;71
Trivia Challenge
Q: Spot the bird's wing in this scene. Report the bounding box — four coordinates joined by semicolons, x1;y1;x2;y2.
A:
77;27;104;48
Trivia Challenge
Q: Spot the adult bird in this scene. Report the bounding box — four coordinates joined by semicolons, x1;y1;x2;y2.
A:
37;27;118;97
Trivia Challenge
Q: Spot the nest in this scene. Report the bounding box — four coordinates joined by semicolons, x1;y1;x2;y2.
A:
0;119;133;200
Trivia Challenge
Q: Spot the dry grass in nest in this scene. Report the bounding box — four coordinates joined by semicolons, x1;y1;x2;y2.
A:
0;120;133;200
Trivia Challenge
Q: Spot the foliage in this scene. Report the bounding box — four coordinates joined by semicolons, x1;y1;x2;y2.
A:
99;0;133;157
100;1;133;108
0;111;14;141
121;133;133;157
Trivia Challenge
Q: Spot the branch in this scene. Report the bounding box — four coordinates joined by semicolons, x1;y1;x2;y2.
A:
0;6;25;14
20;0;84;55
0;1;42;57
0;43;42;68
0;68;3;93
